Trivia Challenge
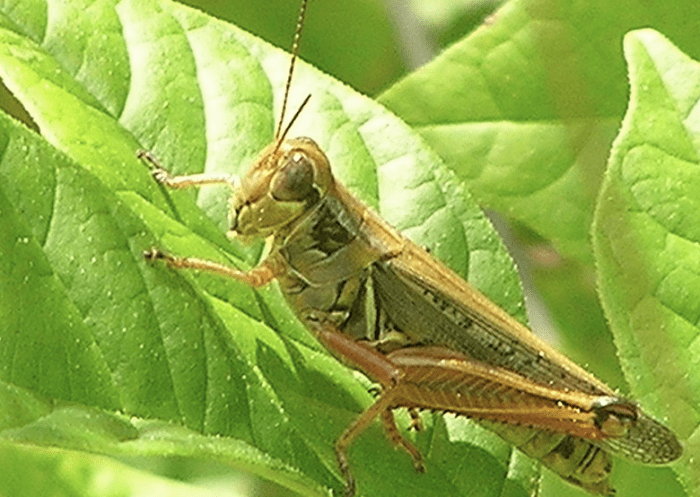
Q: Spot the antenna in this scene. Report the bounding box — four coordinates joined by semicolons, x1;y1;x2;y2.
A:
275;0;309;144
277;93;311;146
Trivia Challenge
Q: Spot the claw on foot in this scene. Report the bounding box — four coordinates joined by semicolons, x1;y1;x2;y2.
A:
367;385;382;398
336;448;357;497
342;477;356;497
143;248;166;261
150;167;171;185
137;149;171;185
408;408;423;432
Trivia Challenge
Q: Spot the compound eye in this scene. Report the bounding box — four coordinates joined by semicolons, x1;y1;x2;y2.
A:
270;150;315;202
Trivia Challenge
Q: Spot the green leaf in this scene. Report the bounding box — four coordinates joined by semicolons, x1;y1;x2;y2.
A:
0;1;540;496
593;29;700;496
380;0;700;265
0;441;233;497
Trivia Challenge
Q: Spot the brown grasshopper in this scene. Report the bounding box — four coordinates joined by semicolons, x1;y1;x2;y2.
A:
140;0;682;495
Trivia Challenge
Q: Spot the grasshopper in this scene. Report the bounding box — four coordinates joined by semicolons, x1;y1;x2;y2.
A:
141;0;682;495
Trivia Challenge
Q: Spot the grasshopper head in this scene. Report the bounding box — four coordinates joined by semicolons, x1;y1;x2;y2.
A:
229;136;333;240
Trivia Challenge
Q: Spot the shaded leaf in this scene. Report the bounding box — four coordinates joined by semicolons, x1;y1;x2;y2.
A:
593;29;700;496
380;0;700;264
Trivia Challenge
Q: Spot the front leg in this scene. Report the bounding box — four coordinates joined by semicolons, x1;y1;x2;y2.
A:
138;150;278;285
143;248;284;288
137;149;239;191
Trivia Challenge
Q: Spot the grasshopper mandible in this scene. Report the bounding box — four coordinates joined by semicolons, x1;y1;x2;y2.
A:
140;1;682;495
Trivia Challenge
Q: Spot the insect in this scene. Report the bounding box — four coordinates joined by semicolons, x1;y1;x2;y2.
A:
140;0;682;495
